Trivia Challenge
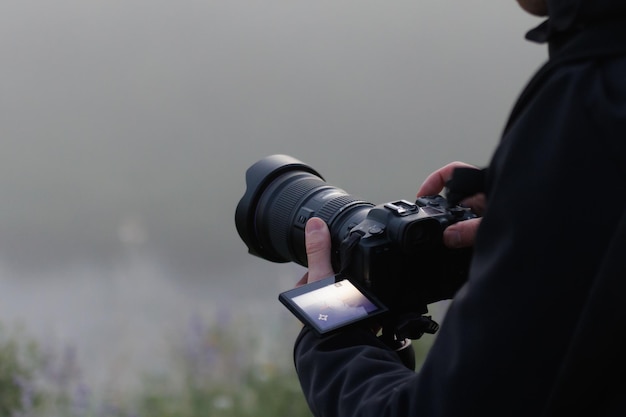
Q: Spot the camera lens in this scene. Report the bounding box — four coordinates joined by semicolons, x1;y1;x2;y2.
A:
235;155;373;267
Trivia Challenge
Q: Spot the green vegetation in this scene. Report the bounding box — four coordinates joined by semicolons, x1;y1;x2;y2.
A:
0;315;312;417
0;314;431;417
0;325;40;416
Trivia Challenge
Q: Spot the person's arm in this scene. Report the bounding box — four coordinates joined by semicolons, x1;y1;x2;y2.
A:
295;325;426;417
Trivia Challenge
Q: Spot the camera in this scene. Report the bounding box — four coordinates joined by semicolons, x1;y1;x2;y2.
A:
235;154;476;324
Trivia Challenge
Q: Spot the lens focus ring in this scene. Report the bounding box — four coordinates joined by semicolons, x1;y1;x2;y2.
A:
317;195;369;226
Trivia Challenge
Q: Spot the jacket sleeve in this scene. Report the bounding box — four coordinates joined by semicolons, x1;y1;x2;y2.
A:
295;327;436;417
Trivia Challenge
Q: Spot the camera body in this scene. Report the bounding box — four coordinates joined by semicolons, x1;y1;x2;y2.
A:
337;196;474;313
235;154;475;317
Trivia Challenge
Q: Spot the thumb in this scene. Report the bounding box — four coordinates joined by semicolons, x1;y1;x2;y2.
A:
304;217;334;283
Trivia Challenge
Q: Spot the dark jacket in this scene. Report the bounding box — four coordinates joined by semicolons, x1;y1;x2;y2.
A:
294;2;626;416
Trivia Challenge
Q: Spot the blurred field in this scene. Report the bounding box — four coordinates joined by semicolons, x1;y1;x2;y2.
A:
0;310;436;417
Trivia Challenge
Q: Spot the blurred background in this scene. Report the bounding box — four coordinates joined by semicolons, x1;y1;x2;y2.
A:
0;0;546;414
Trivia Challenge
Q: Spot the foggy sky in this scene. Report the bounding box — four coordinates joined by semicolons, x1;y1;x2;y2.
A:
0;0;546;275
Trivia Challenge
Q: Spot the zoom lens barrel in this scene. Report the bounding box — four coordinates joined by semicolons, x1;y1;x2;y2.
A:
235;155;373;267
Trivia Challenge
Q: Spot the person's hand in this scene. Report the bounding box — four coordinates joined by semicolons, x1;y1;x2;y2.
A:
417;161;485;249
296;217;334;287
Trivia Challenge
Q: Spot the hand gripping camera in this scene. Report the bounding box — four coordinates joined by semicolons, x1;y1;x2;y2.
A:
235;155;476;341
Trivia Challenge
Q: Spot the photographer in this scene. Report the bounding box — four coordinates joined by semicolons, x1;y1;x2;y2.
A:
294;1;626;416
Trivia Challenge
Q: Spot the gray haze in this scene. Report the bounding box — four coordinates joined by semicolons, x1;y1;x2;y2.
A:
0;0;546;391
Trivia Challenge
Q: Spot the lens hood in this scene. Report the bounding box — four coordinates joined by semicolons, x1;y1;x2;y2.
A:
235;154;324;261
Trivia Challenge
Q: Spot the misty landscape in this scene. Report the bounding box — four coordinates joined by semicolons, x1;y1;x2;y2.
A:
0;0;546;414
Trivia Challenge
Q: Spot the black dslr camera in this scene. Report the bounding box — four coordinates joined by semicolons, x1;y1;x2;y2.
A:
235;155;475;339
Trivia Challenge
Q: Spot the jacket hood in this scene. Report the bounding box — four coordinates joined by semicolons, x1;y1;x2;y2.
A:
527;0;626;43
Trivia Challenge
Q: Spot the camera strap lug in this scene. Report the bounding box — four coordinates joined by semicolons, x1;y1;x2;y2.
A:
338;230;365;279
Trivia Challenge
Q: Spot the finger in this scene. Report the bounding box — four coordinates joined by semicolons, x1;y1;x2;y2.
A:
417;161;477;197
304;217;334;283
443;218;482;248
460;193;487;215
